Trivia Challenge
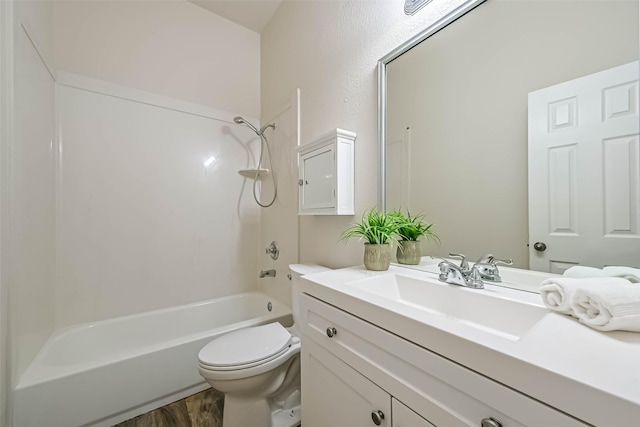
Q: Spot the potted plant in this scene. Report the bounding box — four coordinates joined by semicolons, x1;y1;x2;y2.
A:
392;211;439;265
340;208;401;271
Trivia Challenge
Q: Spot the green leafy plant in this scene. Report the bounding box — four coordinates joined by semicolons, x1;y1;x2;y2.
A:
340;208;402;245
391;210;439;243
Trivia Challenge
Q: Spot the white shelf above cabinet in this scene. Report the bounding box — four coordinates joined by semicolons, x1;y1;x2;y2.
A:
297;128;356;215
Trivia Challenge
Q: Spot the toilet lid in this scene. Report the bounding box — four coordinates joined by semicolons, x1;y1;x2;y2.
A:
198;323;292;368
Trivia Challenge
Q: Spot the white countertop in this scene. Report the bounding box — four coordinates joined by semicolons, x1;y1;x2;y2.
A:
299;265;640;427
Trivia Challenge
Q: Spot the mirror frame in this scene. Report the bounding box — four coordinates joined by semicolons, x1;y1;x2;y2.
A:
377;0;486;209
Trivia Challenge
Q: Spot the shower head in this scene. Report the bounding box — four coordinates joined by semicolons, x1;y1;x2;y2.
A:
233;116;260;135
233;116;275;136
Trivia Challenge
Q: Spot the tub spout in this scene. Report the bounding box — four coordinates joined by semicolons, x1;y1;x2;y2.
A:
259;269;276;278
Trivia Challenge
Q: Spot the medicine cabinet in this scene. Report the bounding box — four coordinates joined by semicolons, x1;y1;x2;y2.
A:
297;128;356;215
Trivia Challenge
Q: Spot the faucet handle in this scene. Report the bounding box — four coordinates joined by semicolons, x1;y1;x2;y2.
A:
492;258;513;267
438;259;460;271
448;253;469;271
474;257;513;282
476;253;494;264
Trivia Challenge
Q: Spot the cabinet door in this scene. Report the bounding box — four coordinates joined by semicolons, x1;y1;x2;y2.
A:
302;337;391;427
392;398;434;427
300;146;335;210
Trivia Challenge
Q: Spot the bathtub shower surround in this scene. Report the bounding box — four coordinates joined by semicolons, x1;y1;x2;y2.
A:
14;292;291;427
9;40;268;427
55;72;263;328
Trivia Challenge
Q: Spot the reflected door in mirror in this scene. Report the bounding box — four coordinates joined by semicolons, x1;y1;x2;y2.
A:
528;61;640;273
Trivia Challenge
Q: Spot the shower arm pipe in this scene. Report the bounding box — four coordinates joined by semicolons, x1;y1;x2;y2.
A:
233;116;275;136
259;123;276;134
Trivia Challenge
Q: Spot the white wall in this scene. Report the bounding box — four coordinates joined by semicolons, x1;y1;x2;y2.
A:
54;0;261;118
261;0;470;268
55;74;262;327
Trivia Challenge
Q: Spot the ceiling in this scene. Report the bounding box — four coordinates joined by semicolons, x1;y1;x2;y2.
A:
189;0;283;34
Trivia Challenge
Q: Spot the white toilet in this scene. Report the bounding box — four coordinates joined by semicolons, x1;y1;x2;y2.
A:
197;264;330;427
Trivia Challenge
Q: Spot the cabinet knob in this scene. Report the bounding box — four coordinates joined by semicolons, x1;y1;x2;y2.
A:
481;417;503;427
371;410;385;425
326;327;337;338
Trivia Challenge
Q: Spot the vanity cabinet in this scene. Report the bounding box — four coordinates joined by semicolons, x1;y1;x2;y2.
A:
300;293;588;427
302;339;432;427
297;129;355;215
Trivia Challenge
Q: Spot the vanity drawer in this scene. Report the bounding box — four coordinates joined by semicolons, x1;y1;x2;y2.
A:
301;294;588;427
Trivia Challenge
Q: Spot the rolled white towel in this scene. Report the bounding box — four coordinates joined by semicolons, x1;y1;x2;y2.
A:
563;266;608;278
603;266;640;283
540;277;611;315
570;280;640;332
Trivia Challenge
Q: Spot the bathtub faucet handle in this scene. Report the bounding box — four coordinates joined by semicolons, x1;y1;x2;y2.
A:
265;241;279;260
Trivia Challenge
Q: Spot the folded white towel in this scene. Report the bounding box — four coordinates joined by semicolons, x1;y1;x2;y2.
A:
570;281;640;332
539;277;618;315
563;266;608;278
603;266;640;283
564;265;640;283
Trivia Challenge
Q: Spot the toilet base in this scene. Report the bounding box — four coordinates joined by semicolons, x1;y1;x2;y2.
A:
222;395;270;427
271;388;301;427
271;402;301;427
216;356;302;427
222;391;301;427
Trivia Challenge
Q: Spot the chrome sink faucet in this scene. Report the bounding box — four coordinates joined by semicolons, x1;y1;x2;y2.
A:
473;254;513;282
438;257;484;289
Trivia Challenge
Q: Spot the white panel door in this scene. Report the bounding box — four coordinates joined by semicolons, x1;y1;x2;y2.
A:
528;61;640;272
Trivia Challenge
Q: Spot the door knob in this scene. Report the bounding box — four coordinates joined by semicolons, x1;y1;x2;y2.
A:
371;410;385;425
326;327;337;338
533;242;547;252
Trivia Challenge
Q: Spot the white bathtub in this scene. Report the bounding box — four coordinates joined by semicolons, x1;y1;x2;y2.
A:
14;292;292;427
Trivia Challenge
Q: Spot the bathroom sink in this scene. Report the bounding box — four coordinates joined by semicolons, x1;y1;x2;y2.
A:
345;273;548;341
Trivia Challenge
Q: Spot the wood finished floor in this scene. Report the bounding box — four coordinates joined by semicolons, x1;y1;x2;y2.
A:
113;388;224;427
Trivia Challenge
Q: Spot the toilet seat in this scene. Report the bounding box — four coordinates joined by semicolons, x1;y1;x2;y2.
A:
200;345;291;371
198;323;293;370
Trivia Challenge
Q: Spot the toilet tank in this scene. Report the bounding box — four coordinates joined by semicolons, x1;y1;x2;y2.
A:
288;264;331;334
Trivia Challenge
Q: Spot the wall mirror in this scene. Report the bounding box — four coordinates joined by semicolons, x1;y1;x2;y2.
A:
379;0;639;281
